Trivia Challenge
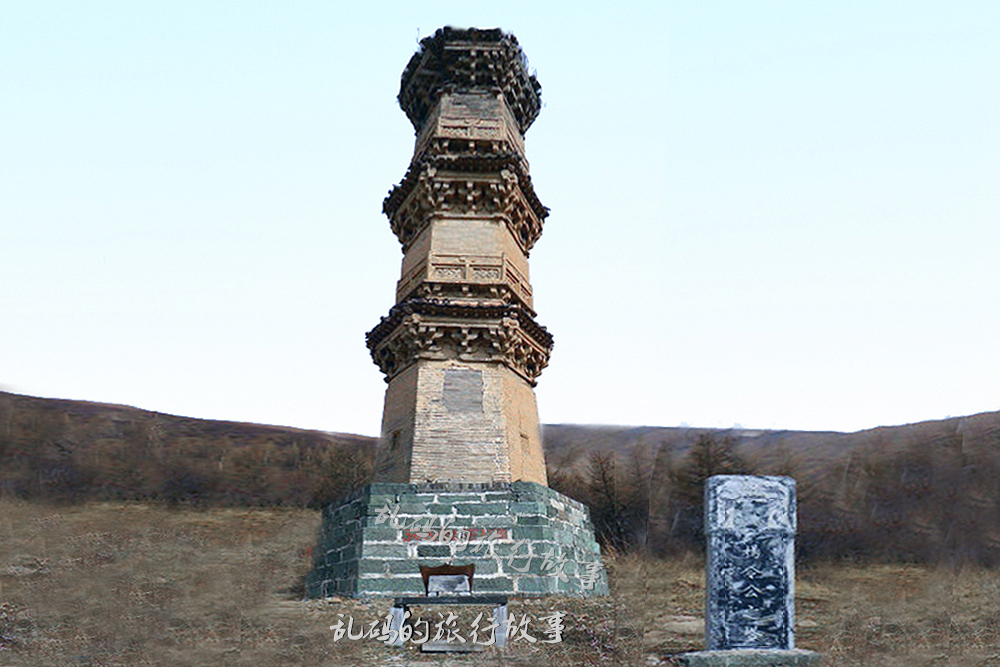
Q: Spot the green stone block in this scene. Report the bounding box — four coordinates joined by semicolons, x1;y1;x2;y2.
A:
482;492;513;503
436;493;484;504
358;560;390;575
557;560;579;579
387;560;420;575
560;548;581;565
556;577;576;593
361;526;399;541
444;522;477;531
510;481;544;495
520;558;550;577
309;482;608;599
361;543;408;559
473;576;514;592
489;543;520;557
471;516;514;528
366;494;397;510
511;502;547;515
513;526;555;541
469;559;498;575
328;580;348;598
515;576;556;594
417;545;450;558
397;503;427;514
356;577;424;595
458;502;508;516
516;515;546;525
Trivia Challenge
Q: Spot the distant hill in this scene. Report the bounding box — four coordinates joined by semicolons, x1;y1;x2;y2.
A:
544;411;1000;477
0;391;376;506
2;390;998;564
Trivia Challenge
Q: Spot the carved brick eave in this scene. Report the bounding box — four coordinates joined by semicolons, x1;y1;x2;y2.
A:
398;27;542;136
382;157;549;255
366;300;553;385
398;283;537;318
367;300;552;348
383;154;546;221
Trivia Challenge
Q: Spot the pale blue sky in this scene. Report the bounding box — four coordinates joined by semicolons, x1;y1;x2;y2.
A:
2;2;997;436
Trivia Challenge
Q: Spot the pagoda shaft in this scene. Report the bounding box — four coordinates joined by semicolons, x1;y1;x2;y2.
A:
367;27;552;485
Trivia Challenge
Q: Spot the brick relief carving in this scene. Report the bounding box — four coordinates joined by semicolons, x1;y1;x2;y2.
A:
433;266;464;279
708;477;796;534
397;252;533;309
397;27;542;136
439;117;504;140
368;301;552;385
471;267;501;280
384;158;547;255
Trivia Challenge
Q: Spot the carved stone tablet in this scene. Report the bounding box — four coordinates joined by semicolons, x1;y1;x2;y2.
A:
442;369;483;413
427;574;472;596
705;475;796;651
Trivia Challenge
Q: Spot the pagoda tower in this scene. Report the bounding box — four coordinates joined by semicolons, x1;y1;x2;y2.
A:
367;26;552;486
306;27;607;599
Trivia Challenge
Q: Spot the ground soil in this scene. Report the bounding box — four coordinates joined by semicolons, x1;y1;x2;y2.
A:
0;499;997;666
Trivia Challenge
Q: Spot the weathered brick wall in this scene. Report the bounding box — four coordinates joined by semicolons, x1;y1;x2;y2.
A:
501;368;547;485
374;360;546;485
374;364;418;483
410;361;507;483
305;482;609;598
398;224;432;294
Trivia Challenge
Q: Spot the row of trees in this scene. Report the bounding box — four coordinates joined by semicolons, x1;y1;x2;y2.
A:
548;431;1000;566
4;392;999;565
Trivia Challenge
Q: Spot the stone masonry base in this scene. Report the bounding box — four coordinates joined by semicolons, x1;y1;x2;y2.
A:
305;482;609;597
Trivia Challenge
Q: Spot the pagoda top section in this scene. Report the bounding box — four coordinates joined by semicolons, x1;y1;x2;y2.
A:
398;27;542;136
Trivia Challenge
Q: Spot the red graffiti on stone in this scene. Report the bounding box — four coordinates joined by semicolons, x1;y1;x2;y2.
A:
402;527;508;542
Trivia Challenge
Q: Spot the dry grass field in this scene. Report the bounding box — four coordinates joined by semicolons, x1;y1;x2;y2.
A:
1;499;998;666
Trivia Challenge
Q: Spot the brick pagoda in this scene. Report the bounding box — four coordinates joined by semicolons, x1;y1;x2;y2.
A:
367;26;552;486
307;27;607;598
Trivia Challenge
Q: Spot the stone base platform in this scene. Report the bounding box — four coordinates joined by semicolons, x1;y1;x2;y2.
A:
672;649;822;666
305;481;609;597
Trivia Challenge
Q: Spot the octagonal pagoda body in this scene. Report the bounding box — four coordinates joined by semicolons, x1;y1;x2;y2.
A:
367;27;553;486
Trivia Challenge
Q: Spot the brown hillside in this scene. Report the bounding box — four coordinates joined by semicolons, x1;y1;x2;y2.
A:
3;391;999;564
0;391;376;506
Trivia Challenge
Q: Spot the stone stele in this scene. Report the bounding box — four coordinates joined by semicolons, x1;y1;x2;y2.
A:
306;26;607;599
675;475;821;666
